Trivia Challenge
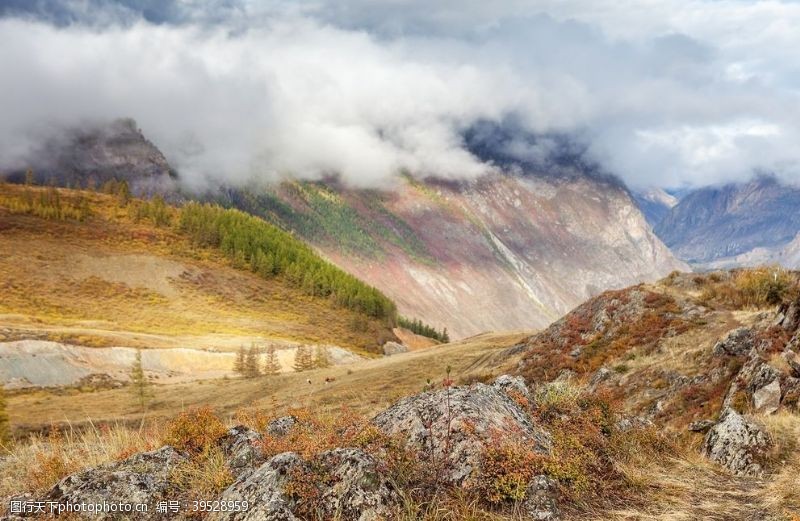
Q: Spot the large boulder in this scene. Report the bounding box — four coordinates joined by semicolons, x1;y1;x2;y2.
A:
752;379;781;415
208;449;397;521
371;376;551;484
702;408;772;477
522;475;561;521
713;327;756;357
41;446;185;519
220;426;264;476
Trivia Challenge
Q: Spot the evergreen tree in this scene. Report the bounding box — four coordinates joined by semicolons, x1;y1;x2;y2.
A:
233;345;246;376
130;349;152;413
0;386;9;445
245;344;261;378
117;180;131;207
24;168;34;186
263;345;281;375
441;328;450;343
293;345;314;372
313;346;330;369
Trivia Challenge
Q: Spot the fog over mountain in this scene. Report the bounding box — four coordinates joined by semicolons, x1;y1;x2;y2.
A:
1;0;800;190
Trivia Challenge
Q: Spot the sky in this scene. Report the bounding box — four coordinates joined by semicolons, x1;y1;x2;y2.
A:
1;0;799;190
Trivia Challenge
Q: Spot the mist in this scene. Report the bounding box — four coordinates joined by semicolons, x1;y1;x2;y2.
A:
1;0;800;190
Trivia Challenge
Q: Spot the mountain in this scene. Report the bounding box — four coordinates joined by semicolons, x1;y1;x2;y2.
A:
655;175;800;268
633;187;678;227
232;171;687;338
5;119;687;338
1;118;177;196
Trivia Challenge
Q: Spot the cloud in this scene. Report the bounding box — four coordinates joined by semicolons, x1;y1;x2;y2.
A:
0;1;799;190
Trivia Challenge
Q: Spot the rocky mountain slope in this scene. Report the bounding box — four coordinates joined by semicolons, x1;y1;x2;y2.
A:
633;187;678;227
1;118;176;196
238;173;686;338
655;175;800;268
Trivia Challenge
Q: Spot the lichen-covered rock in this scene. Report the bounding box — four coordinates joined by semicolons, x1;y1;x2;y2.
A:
713;327;756;356
316;448;398;521
372;377;551;484
688;419;716;433
208;452;302;521
209;449;397;521
702;408;772;477
221;426;264;476
492;374;530;400
521;475;561;520
752;379;781;415
267;416;297;438
41;446;186;519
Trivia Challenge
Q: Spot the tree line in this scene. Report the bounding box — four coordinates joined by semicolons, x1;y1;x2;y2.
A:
233;343;330;377
178;202;397;319
397;316;450;343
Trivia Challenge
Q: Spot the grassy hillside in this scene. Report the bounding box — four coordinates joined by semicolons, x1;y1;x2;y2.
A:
0;183;396;351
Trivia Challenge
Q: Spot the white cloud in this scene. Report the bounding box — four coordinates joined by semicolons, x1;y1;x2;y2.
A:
1;1;800;189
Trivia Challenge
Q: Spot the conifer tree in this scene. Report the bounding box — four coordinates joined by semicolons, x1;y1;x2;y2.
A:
233;345;246;376
130;349;152;413
263;345;281;375
0;386;9;445
293;345;314;372
245;344;261;378
313;346;330;369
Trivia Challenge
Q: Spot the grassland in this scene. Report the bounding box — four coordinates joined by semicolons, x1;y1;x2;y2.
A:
0;183;393;351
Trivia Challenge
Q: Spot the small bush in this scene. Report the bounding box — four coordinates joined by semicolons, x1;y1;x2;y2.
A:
162;406;227;455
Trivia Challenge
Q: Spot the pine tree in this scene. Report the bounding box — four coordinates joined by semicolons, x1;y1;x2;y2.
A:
117;180;131;207
0;386;9;445
24;168;34;186
233;346;246;376
293;345;314;372
130;349;152;413
441;328;450;343
245;344;261;378
313;346;330;369
263;345;281;375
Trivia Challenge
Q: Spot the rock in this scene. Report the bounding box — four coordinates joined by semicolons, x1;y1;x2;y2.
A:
785;353;800;378
220;426;264;476
267;416;297;438
616;416;654;432
702;408;772;477
781;377;800;411
492;374;531;400
382;341;408;356
315;448;398;521
42;446;186;519
208;452;303;521
588;367;613;389
209;449;398;521
521;475;561;521
688;419;716;433
753;379;781;414
372;381;550;484
777;298;800;333
713;328;756;357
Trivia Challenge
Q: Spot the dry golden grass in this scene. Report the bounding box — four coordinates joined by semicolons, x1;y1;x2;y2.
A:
0;183;391;351
6;331;531;436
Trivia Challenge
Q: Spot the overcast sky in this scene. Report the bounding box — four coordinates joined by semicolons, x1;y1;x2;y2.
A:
1;0;799;190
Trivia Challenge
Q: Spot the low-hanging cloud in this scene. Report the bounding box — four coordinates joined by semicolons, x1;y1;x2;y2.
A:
1;0;800;190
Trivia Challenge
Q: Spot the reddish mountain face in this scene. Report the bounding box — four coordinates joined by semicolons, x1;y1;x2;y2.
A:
259;172;687;338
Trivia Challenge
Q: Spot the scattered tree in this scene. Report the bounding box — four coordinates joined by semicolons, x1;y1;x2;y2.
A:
130;349;152;413
293;345;314;372
233;346;246;376
0;386;9;445
24;168;34;186
245;344;261;378
263;345;281;375
313;346;331;369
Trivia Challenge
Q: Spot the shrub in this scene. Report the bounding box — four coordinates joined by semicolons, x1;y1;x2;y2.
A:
162;406;227;455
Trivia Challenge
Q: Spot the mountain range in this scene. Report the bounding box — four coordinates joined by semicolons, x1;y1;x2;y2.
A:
1;119;686;338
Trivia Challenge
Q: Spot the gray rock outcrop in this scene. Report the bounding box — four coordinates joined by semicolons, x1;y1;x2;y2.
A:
702;408;772;477
381;341;408;356
266;416;297;438
371;376;550;484
42;446;186;519
208;449;397;521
